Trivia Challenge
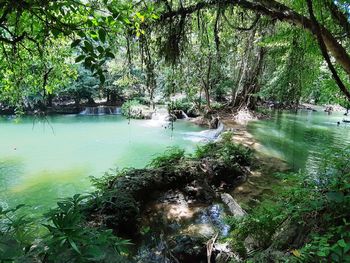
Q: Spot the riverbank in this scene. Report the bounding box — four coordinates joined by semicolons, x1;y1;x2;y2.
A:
0;131;258;262
1;106;349;262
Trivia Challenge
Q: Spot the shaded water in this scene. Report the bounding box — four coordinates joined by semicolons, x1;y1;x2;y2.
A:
248;110;350;173
0;115;206;212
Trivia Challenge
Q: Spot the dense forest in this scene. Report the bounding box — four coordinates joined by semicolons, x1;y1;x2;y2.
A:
0;0;350;262
1;0;350;113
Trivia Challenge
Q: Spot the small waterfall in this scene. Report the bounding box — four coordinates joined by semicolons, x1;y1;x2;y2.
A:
79;106;121;116
181;111;189;119
142;108;170;127
184;122;225;142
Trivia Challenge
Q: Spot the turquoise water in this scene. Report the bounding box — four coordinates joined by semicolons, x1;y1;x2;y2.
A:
1;110;349;214
0;115;205;212
248;110;350;173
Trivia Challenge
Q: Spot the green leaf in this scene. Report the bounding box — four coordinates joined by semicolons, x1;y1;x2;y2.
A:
98;29;106;43
68;239;81;254
106;52;115;59
123;18;131;24
337;239;347;248
99;74;106;84
77;31;86;38
85;245;105;261
326;192;344;203
84;41;94;53
71;39;81;48
316;251;327;257
75;55;85;63
97;46;104;54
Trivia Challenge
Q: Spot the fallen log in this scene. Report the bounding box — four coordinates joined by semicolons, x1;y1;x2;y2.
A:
221;193;246;218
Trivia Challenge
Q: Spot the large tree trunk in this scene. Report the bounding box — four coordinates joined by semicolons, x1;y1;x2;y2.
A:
306;0;350;102
232;28;256;108
246;47;266;110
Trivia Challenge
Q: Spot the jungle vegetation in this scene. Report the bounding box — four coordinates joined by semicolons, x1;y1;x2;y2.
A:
0;0;350;113
1;0;350;262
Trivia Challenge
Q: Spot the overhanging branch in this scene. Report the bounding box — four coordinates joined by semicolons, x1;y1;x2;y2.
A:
158;0;350;91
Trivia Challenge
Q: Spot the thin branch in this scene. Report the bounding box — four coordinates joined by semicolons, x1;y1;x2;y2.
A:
222;12;260;31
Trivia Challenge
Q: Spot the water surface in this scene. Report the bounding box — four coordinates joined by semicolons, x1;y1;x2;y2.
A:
0;115;205;212
248;110;350;173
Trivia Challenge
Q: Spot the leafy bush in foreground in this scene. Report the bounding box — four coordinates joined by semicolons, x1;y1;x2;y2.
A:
225;146;350;262
0;194;132;262
148;147;185;168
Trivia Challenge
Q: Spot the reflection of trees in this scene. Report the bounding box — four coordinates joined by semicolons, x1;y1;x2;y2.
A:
250;113;337;172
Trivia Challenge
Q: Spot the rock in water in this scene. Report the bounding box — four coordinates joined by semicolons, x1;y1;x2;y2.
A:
209;116;219;129
220;193;246;218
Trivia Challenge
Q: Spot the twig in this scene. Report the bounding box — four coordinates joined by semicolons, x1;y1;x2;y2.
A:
207;233;218;263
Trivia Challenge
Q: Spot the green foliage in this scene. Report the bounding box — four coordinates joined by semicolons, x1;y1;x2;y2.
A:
149;147;185;168
225;146;350;262
170;98;194;113
121;99;142;118
90;168;121;192
298;224;350;262
0;205;38;262
42;194;132;262
60;66;99;104
195;132;253;166
0;194;132;262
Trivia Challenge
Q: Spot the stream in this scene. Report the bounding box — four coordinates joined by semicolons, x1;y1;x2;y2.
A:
248;110;350;173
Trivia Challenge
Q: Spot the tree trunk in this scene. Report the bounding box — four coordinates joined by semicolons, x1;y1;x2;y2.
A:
87;97;95;105
233;28;257;109
202;55;212;110
306;0;350;101
46;93;54;108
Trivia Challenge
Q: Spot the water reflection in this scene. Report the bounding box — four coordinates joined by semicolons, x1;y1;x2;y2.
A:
248;110;350;174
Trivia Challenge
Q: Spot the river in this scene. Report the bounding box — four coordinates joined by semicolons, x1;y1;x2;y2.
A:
248;110;350;173
0;110;349;215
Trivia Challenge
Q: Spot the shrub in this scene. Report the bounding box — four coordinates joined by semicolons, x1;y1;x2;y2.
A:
170;99;193;113
121;99;142;118
148;147;185;168
0;194;132;262
225;146;350;262
194;132;253;166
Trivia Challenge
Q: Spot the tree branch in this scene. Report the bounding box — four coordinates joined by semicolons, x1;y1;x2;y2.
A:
327;0;350;38
222;12;260;31
158;0;350;86
306;0;350;101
